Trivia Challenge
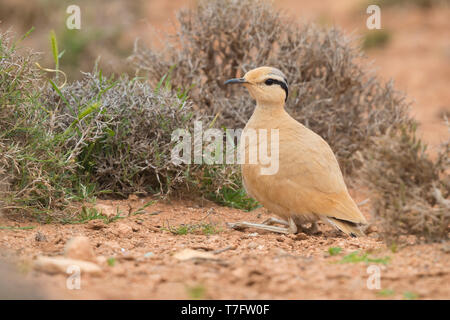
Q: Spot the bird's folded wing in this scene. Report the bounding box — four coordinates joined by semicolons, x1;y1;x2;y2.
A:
269;127;366;224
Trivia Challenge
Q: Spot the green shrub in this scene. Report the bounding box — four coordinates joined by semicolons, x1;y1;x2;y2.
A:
1;30;243;216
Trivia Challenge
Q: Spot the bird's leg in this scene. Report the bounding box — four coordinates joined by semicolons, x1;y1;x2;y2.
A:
261;217;289;227
227;221;290;234
309;221;319;234
227;217;297;235
288;217;298;234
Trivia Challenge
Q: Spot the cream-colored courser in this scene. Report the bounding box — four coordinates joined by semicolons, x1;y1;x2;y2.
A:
225;66;367;237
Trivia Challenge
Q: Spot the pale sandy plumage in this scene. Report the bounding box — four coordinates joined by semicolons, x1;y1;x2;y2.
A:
225;66;367;237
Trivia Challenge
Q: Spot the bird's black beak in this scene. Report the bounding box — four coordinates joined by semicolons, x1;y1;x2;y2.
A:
224;78;247;85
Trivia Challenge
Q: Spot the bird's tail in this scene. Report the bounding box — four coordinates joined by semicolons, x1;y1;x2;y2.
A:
323;217;366;237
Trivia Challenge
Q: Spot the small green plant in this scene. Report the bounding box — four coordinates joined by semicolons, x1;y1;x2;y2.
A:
168;225;190;235
62;206;122;224
200;223;221;235
130;200;157;215
0;226;36;230
338;251;391;265
389;243;398;253
187;285;206;299
107;257;116;267
377;289;395;297
403;291;419;300
76;206;104;222
210;186;261;211
49;30;62;73
165;223;221;235
362;30;391;50
328;247;342;256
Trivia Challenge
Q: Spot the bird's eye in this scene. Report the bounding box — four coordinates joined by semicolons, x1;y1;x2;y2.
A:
265;79;275;86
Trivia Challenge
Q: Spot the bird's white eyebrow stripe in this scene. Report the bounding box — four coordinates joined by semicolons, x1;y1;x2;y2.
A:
267;74;287;85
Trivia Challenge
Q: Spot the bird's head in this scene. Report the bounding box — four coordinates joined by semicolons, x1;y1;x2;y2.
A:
225;66;288;105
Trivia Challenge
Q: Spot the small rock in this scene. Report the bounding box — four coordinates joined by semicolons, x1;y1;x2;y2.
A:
64;236;96;262
232;267;247;278
293;233;308;240
86;220;106;230
34;256;102;275
274;248;288;255
173;249;218;261
247;242;258;249
115;223;133;238
441;243;450;253
128;194;138;201
248;232;259;237
54;237;64;245
143;252;154;258
96;256;108;265
95;204;117;218
35;232;47;242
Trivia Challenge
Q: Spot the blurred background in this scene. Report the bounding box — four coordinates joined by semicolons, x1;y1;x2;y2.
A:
1;0;449;149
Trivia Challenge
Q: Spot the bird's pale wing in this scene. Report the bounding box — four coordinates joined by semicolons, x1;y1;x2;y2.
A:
251;124;366;224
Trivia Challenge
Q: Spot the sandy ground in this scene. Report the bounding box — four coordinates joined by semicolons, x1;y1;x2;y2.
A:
1;194;449;300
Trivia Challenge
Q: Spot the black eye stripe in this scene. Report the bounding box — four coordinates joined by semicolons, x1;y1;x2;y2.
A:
264;78;289;102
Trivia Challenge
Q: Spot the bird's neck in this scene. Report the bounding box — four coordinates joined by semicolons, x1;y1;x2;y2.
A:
252;101;287;119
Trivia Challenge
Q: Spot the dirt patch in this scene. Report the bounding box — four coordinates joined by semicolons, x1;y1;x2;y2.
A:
1;195;448;299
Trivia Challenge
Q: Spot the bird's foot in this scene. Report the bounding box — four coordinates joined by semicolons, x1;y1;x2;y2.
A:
298;222;320;235
261;217;289;227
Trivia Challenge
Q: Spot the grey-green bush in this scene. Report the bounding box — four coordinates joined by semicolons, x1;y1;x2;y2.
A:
1;28;245;217
364;124;449;243
129;0;409;175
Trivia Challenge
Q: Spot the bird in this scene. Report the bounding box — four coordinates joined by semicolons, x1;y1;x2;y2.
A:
224;66;368;237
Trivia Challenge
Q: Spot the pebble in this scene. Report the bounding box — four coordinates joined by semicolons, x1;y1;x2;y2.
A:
86;220;106;230
441;243;450;253
116;223;133;238
34;256;102;275
173;249;218;261
64;236;96;262
274;248;288;255
231;267;247;278
144;252;155;258
247;242;258;249
95;204;117;218
292;233;308;240
35;232;47;242
128;194;138;201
